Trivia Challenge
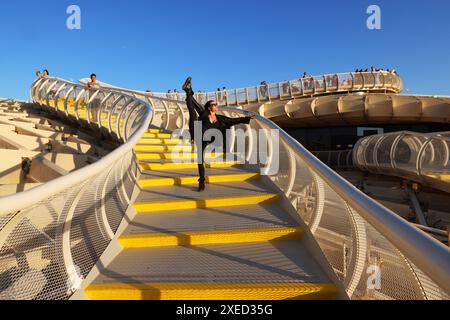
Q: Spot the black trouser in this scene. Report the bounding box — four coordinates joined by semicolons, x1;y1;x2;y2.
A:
185;90;204;141
197;142;208;183
185;90;207;183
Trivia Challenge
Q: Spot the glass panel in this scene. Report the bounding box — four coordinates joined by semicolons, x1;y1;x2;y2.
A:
374;72;385;88
302;77;314;94
247;87;258;103
337;73;353;91
313;76;325;93
325;74;338;91
258;84;270;101
268;83;280;99
237;88;247;104
225;90;236;105
290;79;302;96
280;81;291;98
361;72;375;88
352;73;364;90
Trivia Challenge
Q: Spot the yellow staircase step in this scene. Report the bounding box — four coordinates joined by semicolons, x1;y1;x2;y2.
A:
138;138;190;145
133;194;280;213
142;133;173;139
136;152;222;161
138;173;260;188
134;145;194;152
85;283;338;300
139;161;240;171
426;174;450;181
119;227;303;248
147;129;165;134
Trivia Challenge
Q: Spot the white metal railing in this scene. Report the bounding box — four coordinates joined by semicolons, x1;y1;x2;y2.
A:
129;71;403;106
0;77;152;299
107;84;450;300
354;131;450;193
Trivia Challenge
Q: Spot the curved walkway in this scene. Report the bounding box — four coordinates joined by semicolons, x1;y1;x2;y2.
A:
354;131;450;193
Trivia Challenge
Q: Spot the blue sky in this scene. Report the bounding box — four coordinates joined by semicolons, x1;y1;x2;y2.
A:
0;0;449;100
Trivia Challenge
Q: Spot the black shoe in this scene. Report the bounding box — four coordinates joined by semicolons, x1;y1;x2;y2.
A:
198;180;206;192
182;77;192;93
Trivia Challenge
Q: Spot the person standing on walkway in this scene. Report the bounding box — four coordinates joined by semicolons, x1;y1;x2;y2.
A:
182;77;255;192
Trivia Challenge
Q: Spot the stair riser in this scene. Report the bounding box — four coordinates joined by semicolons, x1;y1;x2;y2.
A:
139;162;240;171
133;194;280;213
134;146;194;152
136;153;222;161
119;227;303;248
85;283;338;300
138;173;260;188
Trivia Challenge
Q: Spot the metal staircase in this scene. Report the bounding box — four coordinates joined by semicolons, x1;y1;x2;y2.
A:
82;131;341;300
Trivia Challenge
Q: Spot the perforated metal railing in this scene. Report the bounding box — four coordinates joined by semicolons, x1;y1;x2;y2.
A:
354;131;450;193
0;77;151;300
81;71;403;106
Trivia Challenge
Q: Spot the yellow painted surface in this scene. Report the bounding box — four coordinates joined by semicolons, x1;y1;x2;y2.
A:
138;138;189;145
85;283;338;300
134;145;194;152
142;133;173;139
136;152;222;161
426;174;450;181
119;227;303;248
147;129;164;134
138;173;260;188
139;161;240;171
133;194;280;213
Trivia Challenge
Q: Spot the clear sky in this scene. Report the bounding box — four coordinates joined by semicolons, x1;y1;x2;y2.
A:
0;0;449;100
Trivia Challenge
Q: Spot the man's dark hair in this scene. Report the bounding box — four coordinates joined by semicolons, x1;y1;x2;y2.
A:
90;74;97;78
44;69;49;75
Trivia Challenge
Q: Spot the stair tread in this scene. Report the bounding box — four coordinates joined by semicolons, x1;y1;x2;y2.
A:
140;166;256;179
135;180;278;203
137;157;235;164
91;240;331;285
124;203;299;236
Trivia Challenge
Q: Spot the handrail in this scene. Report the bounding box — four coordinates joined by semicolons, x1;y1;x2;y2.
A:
80;70;403;106
354;131;450;193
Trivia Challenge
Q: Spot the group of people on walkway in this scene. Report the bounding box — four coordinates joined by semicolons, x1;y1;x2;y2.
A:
355;67;399;76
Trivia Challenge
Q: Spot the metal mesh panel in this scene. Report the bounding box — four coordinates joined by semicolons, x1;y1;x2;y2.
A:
0;190;73;300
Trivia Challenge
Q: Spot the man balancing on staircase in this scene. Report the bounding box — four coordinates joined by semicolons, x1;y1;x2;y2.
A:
182;77;255;192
